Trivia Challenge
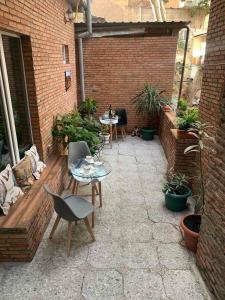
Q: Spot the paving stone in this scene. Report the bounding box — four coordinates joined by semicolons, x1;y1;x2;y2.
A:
87;242;123;268
82;269;123;300
122;243;159;268
147;204;191;225
163;270;205;300
152;223;182;243
158;243;191;270
100;204;149;224
124;269;167;299
121;221;153;242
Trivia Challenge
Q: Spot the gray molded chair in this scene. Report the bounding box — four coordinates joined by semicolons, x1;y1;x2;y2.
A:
44;184;95;256
67;142;102;213
67;141;91;193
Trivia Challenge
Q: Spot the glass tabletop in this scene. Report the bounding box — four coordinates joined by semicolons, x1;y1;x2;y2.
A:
70;159;112;179
100;117;118;125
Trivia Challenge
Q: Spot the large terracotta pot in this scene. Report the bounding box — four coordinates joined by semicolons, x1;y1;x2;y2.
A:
180;214;201;253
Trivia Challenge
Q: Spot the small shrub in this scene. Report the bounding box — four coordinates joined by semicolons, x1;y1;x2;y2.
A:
177;107;199;130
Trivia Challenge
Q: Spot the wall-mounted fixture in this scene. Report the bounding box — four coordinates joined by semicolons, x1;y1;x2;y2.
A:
65;71;72;91
64;9;76;23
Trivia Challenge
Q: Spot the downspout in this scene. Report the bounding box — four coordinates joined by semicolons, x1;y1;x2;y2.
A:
78;0;92;101
178;26;190;101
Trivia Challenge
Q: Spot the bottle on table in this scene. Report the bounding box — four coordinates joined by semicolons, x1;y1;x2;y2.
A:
109;104;112;119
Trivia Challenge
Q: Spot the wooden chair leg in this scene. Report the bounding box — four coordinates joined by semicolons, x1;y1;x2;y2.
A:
67;177;73;189
75;181;79;194
98;181;102;208
49;215;61;240
72;179;77;194
84;217;95;241
94;184;99;195
114;124;118;140
91;185;96;228
67;221;73;257
121;127;124;141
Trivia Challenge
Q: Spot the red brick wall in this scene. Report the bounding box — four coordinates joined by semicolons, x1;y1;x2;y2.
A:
196;1;225;299
0;0;77;160
78;36;178;131
159;111;197;183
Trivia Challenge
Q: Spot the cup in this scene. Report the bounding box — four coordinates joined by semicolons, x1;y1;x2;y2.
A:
83;165;91;174
86;155;93;163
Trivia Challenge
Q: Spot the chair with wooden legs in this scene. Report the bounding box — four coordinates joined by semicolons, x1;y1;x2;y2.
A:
115;108;127;140
44;184;95;257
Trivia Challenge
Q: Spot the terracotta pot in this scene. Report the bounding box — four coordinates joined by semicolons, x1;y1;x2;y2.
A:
180;214;201;253
163;105;171;112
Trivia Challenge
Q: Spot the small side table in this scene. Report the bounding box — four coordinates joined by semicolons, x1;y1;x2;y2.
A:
100;117;118;149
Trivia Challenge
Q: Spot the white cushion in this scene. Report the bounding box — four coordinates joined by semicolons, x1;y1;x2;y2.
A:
25;145;46;180
0;165;24;215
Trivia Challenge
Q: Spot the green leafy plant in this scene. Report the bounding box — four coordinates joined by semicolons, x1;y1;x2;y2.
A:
82;118;101;133
78;97;97;119
177;107;199;130
132;85;168;117
163;173;189;195
190;0;210;17
184;121;213;213
52;111;101;154
100;124;109;135
64;125;100;154
177;98;188;114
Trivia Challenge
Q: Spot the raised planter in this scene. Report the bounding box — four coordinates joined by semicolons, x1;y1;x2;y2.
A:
172;129;195;139
165;188;192;212
180;214;201;253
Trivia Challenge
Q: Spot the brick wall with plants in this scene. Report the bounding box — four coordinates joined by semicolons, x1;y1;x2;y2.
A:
0;0;77;160
195;0;225;299
77;36;178;132
159;105;198;184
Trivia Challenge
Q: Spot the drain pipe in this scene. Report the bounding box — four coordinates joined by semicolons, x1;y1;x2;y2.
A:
178;26;190;101
78;0;92;101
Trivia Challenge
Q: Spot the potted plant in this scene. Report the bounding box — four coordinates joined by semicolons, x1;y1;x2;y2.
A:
163;173;191;212
180;121;213;252
78;97;97;120
132;85;168;140
99;124;110;144
176;107;199;139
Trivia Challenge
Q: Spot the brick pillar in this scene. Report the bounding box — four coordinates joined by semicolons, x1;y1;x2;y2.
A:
196;1;225;299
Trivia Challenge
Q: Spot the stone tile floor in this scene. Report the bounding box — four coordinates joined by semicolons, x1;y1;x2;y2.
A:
0;137;211;300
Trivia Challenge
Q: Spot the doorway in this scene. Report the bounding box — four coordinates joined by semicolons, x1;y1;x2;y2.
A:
0;32;32;169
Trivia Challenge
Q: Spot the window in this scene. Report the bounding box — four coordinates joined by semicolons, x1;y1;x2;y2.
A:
0;32;32;168
62;45;69;64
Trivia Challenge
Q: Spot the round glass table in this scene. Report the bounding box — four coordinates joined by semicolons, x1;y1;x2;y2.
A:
70;159;112;180
70;159;112;227
99;117;118;148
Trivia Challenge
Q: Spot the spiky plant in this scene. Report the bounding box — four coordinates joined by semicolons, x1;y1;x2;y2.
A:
184;121;213;213
132;85;168;117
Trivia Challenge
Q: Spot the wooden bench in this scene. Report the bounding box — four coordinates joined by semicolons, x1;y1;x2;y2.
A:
0;155;69;262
